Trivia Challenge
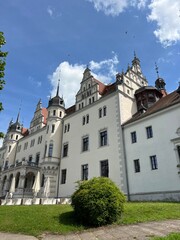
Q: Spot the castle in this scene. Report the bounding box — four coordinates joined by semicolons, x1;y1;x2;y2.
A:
0;54;180;204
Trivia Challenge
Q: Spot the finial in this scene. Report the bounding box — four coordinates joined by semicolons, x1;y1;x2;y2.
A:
56;79;60;96
134;50;136;58
155;62;159;78
16;108;21;123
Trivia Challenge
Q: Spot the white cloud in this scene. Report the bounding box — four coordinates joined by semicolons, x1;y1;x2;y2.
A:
147;0;180;47
87;0;148;16
48;54;119;107
47;6;54;17
87;0;129;16
87;0;180;46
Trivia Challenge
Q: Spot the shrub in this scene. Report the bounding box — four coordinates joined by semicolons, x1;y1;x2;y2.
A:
71;177;126;226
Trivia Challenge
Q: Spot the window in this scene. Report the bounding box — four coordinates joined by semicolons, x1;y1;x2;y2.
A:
52;124;55;133
61;169;67;184
28;155;32;162
11;134;13;139
100;160;109;177
82;164;88;180
150;155;158;170
67;124;70;132
63;143;68;157
131;131;137;143
99;108;102;118
86;114;89;124
41;174;45;187
36;153;40;165
38;136;42;144
44;144;47;158
100;130;107;146
53;110;56;116
177;146;180;160
16;135;18;140
134;159;140;172
64;125;67;133
82;137;89;152
30;139;35;147
46;125;49;134
17;145;21;153
103;106;107;116
24;142;28;150
48;143;53;157
59;111;62;118
83;116;85;125
89;98;91;104
146;126;153;138
8;146;11;152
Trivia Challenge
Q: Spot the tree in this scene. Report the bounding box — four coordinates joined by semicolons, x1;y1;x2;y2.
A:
0;32;8;138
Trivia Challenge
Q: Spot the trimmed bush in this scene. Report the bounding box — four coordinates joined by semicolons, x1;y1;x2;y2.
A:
71;177;126;226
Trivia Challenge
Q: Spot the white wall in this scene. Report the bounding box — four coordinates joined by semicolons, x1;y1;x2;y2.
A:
58;92;128;197
123;104;180;200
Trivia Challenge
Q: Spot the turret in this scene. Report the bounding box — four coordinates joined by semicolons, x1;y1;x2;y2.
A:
155;63;168;97
42;80;65;197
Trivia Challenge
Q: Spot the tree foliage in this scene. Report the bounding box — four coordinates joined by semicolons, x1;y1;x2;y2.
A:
71;177;126;226
0;32;8;138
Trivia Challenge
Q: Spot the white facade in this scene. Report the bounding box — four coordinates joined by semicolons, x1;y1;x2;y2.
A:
0;55;180;202
123;103;180;201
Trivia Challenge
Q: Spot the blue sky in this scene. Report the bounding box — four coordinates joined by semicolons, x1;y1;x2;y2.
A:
0;0;180;145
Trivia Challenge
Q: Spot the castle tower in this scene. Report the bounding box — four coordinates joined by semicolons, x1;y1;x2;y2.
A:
2;110;24;169
41;80;65;197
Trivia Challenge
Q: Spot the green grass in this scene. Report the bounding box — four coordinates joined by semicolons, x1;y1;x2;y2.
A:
152;233;180;240
118;202;180;224
0;202;179;237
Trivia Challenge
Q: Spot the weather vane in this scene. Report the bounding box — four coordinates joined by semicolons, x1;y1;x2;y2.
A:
155;62;159;78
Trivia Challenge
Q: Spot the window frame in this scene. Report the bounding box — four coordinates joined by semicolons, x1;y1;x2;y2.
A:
150;155;158;170
100;160;109;177
100;130;108;147
131;131;137;143
63;143;68;157
146;126;153;139
82;136;89;152
134;159;140;173
61;169;67;184
81;164;88;180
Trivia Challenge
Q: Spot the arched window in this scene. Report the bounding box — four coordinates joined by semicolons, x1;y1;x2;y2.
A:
15;172;20;188
41;174;45;187
177;146;180;160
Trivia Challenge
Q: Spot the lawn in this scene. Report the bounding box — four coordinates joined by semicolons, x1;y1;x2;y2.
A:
0;202;179;237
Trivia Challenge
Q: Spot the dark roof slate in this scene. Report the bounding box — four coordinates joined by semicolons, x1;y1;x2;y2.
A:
123;90;180;126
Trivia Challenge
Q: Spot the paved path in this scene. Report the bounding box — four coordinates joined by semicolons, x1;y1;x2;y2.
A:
0;220;180;240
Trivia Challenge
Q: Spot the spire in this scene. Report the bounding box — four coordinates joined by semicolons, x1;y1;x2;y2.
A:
155;62;159;78
16;108;21;123
56;79;60;97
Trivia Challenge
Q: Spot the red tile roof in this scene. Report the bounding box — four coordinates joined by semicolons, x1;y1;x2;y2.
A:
21;128;29;136
42;108;48;124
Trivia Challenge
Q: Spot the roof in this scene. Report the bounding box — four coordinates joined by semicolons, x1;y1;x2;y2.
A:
93;78;107;94
123;90;180;126
42;108;48;124
21;128;29;136
135;86;159;95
